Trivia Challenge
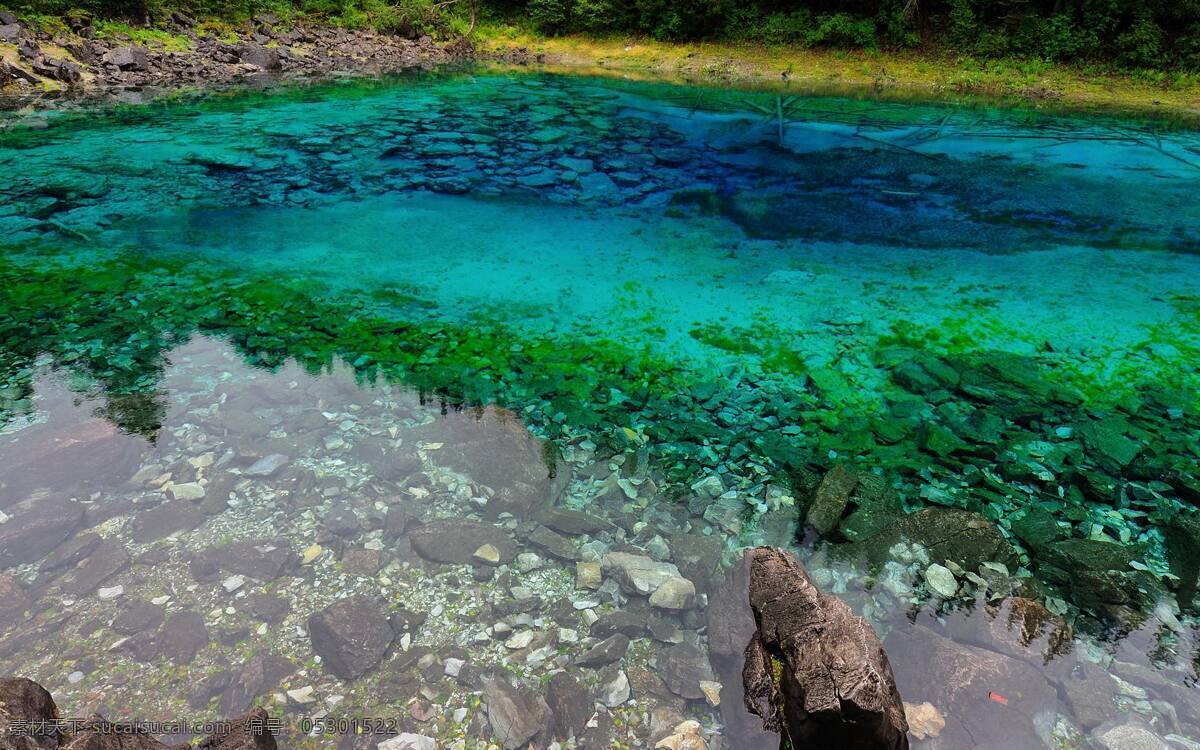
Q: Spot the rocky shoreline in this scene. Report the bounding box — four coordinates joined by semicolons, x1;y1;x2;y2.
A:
0;10;487;105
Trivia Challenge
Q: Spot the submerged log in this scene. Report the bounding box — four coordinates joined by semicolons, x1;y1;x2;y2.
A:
742;547;909;750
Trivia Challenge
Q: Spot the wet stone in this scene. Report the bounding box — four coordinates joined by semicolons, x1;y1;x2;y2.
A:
62;540;129;596
132;499;206;542
481;676;552;750
218;653;296;716
38;531;101;575
408;519;516;565
0;494;84;568
0;575;33;628
528;525;578;561
111;601;165;636
659;643;715;701
576;634;629;668
307;596;394;679
156;610;210;665
241;593;290;622
536;507;607;536
190;538;298;582
601;551;682;596
546;670;591;740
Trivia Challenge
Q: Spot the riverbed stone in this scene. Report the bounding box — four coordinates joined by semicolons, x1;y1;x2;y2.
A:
156;610;210;665
601;551;682;596
307;596;394;679
482;676;551;749
806;464;858;535
408;519;516;565
649;576;697;610
577;634;629;668
886;624;1057;749
0;494;84;568
111;600;165;636
659;643;714;701
547;670;591;740
62;540;129;596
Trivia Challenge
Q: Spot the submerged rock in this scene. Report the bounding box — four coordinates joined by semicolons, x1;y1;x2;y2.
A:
742;547;908;749
307;596;394;679
601;551;682;596
481;676;551;749
886;624;1057;749
408;519;516;565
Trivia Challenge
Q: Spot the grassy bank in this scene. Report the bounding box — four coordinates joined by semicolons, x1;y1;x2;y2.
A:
478;30;1200;119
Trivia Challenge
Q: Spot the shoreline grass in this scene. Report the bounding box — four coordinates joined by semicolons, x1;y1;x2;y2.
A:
476;29;1200;123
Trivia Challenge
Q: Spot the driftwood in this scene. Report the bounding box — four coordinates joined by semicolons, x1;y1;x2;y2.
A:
741;547;910;750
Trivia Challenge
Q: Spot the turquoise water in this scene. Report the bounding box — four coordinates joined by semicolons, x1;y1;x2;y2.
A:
2;70;1200;747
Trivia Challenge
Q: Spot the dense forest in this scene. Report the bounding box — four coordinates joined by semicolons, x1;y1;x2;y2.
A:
8;0;1200;70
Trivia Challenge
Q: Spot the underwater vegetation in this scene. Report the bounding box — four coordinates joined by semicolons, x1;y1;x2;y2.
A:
2;71;1200;627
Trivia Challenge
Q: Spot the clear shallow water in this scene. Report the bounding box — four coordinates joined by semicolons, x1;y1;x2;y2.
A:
2;70;1200;749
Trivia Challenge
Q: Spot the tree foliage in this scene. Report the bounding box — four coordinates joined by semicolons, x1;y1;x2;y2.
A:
8;0;1200;69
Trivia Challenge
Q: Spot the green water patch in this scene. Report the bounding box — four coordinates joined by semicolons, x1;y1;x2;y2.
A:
3;240;1200;622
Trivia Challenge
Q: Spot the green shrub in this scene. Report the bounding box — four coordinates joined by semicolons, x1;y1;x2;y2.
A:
527;0;570;32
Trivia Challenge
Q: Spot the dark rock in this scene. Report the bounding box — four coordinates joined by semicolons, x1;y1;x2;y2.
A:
236;43;281;72
669;533;723;593
157;610;210;665
218;655;296;716
38;532;101;575
191;538;297;582
1060;661;1118;730
190;671;234;710
743;547;908;749
242;593;290;623
61;540;129;596
535;508;607;536
576;634;629;668
886;624;1057;750
1161;514;1200;612
528;525;577;560
111;601;165;636
101;46;149;71
1010;506;1064;551
0;676;59;749
0;11;19;24
307;596;394;679
660;643;715;701
546;671;591;740
854;507;1019;571
481;676;552;750
0;576;34;633
589;610;649;639
323;508;361;538
0;494;84;568
340;548;382;576
806;464;857;535
133;499;206;542
408;519;515;565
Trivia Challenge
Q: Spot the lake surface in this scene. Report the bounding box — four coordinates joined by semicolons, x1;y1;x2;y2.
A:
1;70;1200;749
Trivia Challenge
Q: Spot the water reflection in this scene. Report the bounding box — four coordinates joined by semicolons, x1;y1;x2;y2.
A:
0;336;1196;749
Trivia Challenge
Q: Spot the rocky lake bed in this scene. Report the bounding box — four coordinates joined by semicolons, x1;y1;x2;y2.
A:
1;55;1199;750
